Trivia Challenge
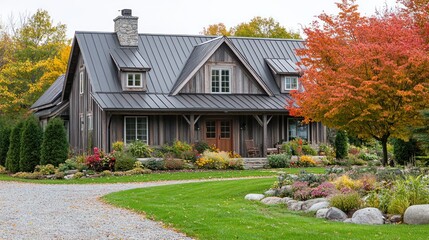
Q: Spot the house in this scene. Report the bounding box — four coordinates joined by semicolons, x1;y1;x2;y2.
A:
31;9;327;156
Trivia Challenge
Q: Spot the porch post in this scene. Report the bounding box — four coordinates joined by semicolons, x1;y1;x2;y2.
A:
190;114;195;144
263;114;267;157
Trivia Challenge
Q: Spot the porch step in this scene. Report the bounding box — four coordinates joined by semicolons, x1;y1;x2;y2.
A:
243;158;269;170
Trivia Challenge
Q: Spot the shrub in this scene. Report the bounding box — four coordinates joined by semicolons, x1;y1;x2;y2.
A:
112;141;124;152
330;192;362;213
291;181;312;201
280;142;293;155
0;165;7;174
227;158;244;170
311;182;338;198
335;130;348;159
12;171;43;179
387;175;429;215
296;172;325;185
302;145;317;156
113;151;136;171
73;172;84;179
298;155;316;167
133;161;144;169
142;159;165;170
195;150;229;169
19;116;43;172
194;141;210;154
124;167;152;175
181;150;198;162
40;118;68;166
86;147;115;172
267;154;290;168
365;189;393;213
164;158;185;170
0;126;11;167
58;158;87;172
127;140;152;158
333;175;362;191
6;122;24;173
34;164;56;175
171;140;192;157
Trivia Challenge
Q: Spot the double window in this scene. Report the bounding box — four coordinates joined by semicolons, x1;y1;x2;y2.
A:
127;73;143;87
284;76;298;91
124;116;148;144
288;118;308;141
211;68;231;93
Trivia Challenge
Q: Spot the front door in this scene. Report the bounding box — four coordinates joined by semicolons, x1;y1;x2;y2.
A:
205;120;232;152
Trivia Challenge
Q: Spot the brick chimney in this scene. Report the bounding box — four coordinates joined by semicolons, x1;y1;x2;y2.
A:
114;9;138;47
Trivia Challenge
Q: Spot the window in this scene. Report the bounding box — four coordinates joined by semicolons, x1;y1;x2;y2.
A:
288;118;308;141
206;121;216;138
284;76;298;90
127;73;143;87
87;114;93;131
79;71;84;94
124;116;148;144
80;114;84;132
211;68;231;93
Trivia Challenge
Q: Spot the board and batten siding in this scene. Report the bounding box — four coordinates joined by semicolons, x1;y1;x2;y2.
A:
180;44;265;94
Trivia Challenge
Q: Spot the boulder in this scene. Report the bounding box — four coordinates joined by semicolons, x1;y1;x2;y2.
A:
264;189;277;196
279;185;292;196
64;170;78;175
64;174;74;180
389;215;402;224
261;197;283;205
281;197;293;204
302;198;327;211
343;218;353;223
316;208;329;218
307;201;330;212
325;207;347;221
245;194;265;201
287;200;304;211
351;208;384;225
404;204;429;224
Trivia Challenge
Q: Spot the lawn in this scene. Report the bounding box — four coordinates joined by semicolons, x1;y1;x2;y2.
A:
0;167;325;184
103;178;429;240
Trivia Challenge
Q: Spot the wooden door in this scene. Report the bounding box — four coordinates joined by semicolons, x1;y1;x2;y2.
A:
205;120;232;152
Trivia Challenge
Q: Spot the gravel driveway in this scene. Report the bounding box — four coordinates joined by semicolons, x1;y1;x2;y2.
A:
0;180;197;240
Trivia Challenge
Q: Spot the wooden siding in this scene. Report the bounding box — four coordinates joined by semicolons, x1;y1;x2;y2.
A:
180;44;265;94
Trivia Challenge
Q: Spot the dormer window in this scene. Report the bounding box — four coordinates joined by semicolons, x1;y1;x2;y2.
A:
284;76;298;91
211;67;231;93
127;73;142;87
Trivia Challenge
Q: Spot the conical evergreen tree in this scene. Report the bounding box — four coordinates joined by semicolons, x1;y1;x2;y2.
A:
0;126;11;166
41;118;68;166
19;116;43;172
335;130;348;160
6;122;24;173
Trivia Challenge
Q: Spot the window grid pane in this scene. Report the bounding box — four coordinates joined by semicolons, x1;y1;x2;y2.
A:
206;121;216;138
125;117;148;144
211;70;220;92
220;121;230;138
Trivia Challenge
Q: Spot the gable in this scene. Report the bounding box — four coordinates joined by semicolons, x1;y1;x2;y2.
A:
180;44;265;94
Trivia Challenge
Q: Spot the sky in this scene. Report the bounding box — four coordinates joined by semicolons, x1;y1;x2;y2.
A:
0;0;398;39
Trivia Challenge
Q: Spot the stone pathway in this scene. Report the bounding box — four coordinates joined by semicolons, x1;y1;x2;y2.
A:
0;180;201;240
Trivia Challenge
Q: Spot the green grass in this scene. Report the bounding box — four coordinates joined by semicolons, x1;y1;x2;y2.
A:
104;178;429;240
0;167;324;184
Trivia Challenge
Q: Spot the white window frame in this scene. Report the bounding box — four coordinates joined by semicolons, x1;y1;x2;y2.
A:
284;76;299;91
124;116;148;144
79;71;84;94
80;114;84;132
210;67;232;94
126;73;143;88
87;113;93;131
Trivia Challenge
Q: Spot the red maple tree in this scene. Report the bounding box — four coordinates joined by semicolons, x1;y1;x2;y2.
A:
288;0;429;166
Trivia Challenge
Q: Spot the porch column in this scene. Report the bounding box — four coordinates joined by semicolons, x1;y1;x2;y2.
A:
263;114;267;157
190;114;195;144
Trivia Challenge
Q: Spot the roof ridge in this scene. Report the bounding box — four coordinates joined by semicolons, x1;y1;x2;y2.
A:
196;36;224;46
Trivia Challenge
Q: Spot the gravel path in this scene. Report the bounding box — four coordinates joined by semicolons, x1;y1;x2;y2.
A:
0;180;201;240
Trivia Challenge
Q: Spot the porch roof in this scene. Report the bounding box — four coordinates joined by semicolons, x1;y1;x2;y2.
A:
92;92;292;112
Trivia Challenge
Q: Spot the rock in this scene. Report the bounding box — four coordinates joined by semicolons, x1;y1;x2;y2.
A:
64;170;78;175
279;185;292;196
46;174;55;179
404;204;429;224
281;197;293;204
64;174;74;180
264;189;277;196
302;198;327;211
351;208;384;225
288;201;304;211
389;215;402;224
244;194;265;201
325;207;347;221
261;197;283;205
316;208;329;218
343;218;353;223
307;201;330;212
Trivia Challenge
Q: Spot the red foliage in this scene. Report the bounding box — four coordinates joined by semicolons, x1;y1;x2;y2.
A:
86;147;115;172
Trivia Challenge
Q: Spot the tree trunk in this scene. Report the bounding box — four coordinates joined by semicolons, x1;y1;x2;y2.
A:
381;138;388;167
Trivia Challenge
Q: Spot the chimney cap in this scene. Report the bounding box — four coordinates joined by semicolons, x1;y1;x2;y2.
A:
121;9;132;16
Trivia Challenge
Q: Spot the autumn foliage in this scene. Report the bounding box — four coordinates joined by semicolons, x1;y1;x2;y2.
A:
289;0;429;165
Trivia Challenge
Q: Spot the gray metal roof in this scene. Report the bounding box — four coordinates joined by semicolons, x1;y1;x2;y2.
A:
61;32;304;111
92;92;293;112
110;48;151;71
31;75;65;110
265;58;300;74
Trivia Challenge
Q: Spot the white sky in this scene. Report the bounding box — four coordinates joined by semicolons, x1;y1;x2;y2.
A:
0;0;398;39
